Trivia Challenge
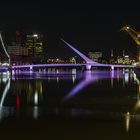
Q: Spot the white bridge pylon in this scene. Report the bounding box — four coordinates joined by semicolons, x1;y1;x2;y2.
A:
0;32;10;64
61;39;97;64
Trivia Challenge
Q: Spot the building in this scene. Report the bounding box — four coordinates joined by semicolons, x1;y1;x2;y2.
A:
7;45;31;65
109;49;116;64
7;45;28;56
124;55;131;64
25;34;44;63
117;56;124;64
88;51;102;62
117;55;132;65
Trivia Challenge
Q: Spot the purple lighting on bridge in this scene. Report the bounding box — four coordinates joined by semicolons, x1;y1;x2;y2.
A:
11;63;134;70
61;39;97;64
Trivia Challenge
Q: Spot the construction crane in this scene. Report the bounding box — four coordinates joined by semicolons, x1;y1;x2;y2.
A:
121;25;140;61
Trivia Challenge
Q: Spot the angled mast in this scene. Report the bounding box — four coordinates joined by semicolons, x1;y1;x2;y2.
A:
61;39;97;64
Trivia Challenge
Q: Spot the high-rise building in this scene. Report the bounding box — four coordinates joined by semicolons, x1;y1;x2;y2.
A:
25;34;44;63
111;49;114;57
109;49;116;64
15;30;22;46
7;30;31;65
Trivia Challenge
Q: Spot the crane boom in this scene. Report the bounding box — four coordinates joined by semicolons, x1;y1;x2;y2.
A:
121;25;140;61
121;26;140;45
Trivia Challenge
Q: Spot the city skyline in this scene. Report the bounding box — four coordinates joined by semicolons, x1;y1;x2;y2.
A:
0;1;140;58
0;29;138;62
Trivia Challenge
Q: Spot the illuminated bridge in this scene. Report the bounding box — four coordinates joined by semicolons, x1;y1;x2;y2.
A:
11;63;134;70
0;33;135;71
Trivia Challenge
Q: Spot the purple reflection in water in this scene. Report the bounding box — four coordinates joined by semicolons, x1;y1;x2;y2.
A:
63;71;98;101
63;70;124;101
11;70;83;81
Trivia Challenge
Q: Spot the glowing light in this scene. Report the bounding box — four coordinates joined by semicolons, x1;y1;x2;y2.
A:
133;62;139;66
111;70;114;78
126;26;130;30
0;79;10;107
56;77;59;83
34;91;38;106
30;66;33;70
110;71;114;88
12;70;15;75
2;63;9;66
72;68;76;74
125;112;130;132
33;106;38;120
56;69;59;74
30;66;33;73
125;55;129;58
72;69;77;83
2;77;8;83
124;73;129;83
6;71;10;76
111;66;114;70
72;75;76;83
86;65;91;70
33;34;38;37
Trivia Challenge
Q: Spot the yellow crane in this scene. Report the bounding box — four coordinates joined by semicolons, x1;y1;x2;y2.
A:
121;25;140;61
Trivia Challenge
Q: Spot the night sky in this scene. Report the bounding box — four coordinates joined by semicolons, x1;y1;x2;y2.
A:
0;0;140;59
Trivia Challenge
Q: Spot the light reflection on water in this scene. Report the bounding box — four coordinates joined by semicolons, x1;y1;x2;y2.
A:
0;69;140;132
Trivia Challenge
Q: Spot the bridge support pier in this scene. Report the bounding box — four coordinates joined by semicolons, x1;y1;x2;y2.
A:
111;66;114;71
86;64;91;70
30;66;33;71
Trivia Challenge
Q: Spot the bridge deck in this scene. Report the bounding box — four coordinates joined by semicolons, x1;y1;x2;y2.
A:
10;63;134;69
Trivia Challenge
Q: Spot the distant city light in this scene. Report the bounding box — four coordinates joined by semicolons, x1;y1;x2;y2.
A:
111;66;114;70
125;55;129;58
126;26;130;30
33;34;38;37
34;91;38;105
125;112;130;132
2;63;10;66
33;106;38;120
133;62;139;66
125;73;129;83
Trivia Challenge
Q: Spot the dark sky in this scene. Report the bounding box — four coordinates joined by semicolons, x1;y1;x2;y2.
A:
0;0;140;58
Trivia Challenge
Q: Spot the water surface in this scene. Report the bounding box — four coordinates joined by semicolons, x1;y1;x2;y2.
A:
0;69;140;139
